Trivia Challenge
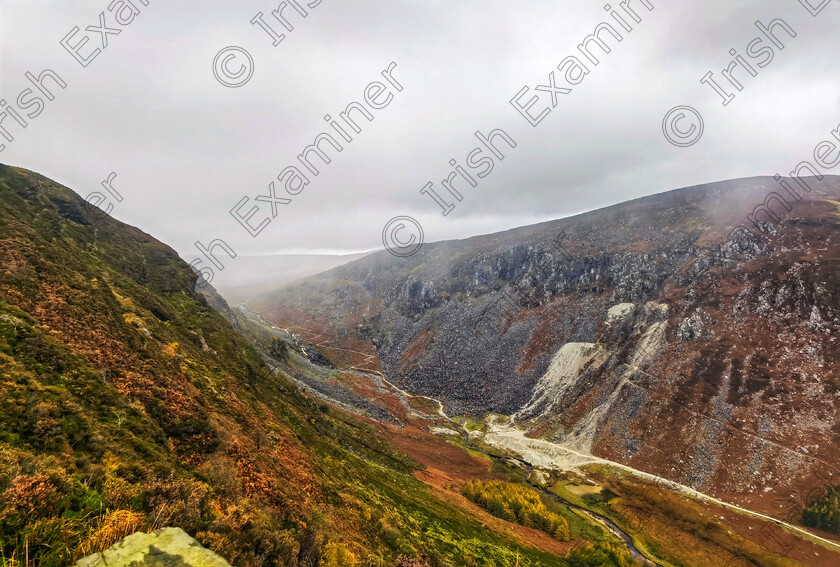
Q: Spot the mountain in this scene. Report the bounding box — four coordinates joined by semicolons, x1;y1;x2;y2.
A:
0;164;629;567
250;175;840;560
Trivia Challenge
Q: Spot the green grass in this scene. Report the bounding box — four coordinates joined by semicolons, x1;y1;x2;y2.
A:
548;468;806;567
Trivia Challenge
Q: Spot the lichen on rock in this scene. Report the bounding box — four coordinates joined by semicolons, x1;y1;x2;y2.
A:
76;527;230;567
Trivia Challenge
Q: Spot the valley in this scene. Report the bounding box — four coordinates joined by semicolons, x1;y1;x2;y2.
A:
0;165;602;567
5;0;840;563
241;175;840;566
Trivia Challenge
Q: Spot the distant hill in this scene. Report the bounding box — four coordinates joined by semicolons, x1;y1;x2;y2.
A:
187;252;372;305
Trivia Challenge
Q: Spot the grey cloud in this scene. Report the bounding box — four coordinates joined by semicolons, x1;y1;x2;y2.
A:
1;0;838;266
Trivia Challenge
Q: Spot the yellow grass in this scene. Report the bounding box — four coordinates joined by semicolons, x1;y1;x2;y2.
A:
77;510;148;558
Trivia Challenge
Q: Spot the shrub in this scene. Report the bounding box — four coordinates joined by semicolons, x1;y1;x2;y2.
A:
323;540;357;566
2;474;58;518
802;487;840;534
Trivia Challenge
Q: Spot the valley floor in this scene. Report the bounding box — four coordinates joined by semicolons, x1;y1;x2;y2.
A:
241;304;840;567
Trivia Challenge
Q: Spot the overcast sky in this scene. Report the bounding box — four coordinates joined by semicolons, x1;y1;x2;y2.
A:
2;0;839;263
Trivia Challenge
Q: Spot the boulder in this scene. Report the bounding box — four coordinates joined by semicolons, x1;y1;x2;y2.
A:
76;527;230;567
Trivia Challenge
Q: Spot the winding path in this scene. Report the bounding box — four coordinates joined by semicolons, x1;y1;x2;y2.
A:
479;423;840;553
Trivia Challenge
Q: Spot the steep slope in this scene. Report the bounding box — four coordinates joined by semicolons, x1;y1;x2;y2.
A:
251;175;840;542
0;164;606;567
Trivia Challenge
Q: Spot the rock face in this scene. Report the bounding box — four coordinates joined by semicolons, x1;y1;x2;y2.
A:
77;528;231;567
513;342;608;422
254;176;840;519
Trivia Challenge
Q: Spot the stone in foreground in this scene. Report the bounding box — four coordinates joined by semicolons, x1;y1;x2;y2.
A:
76;527;230;567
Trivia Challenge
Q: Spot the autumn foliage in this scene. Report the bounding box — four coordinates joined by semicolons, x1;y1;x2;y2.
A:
462;480;570;541
2;474;58;518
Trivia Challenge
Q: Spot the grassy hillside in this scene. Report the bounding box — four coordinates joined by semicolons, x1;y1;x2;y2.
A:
0;165;594;566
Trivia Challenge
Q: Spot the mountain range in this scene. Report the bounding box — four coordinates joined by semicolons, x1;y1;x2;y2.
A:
249;175;840;566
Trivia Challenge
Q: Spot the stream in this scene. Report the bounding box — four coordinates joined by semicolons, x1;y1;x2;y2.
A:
450;422;659;565
521;460;656;566
241;310;840;563
354;361;659;564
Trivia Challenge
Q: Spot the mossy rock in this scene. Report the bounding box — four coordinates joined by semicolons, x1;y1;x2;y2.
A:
76;527;230;566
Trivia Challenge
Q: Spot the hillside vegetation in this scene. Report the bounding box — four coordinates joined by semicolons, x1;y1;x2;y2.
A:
803;489;840;535
251;175;840;537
